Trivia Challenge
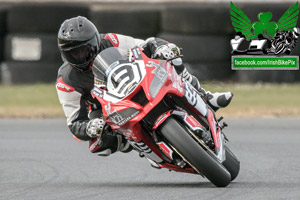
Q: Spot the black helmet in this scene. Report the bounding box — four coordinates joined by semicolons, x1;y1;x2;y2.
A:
58;16;100;71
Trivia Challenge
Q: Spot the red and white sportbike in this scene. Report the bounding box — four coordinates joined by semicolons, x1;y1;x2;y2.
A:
91;47;240;187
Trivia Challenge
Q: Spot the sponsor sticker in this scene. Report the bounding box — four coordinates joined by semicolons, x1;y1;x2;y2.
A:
105;33;119;47
56;77;75;92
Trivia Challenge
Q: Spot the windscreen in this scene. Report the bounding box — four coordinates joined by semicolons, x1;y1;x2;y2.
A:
93;47;129;79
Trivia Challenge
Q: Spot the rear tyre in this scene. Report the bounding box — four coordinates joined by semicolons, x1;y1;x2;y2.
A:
223;145;240;181
159;117;231;187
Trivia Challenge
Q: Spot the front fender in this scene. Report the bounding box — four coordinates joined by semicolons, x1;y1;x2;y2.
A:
152;109;204;131
152;110;173;130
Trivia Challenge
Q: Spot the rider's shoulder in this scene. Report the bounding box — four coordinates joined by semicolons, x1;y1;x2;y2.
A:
57;62;72;77
57;62;79;88
101;33;120;48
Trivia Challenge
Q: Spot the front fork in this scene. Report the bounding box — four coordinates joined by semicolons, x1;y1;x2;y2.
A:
170;109;226;163
180;80;226;162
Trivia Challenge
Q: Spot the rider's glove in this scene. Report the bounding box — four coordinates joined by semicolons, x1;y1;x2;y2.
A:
86;118;106;138
153;43;181;60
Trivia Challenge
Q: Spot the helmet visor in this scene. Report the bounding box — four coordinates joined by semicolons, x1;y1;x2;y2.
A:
60;36;98;66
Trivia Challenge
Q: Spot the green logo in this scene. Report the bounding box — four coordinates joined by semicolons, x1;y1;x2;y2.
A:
230;2;299;69
230;2;299;39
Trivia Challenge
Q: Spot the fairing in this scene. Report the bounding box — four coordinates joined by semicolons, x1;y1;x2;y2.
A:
91;46;225;173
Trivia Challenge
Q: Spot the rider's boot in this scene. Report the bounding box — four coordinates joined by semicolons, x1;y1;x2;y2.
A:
89;133;133;156
180;67;233;112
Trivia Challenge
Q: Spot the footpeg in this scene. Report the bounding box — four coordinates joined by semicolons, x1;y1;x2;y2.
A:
218;116;224;122
146;158;161;169
221;122;228;130
175;159;186;168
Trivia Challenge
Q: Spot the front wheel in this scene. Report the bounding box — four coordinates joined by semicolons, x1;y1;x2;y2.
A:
223;145;240;181
158;117;231;187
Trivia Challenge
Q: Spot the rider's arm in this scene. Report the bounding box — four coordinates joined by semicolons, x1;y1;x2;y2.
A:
101;33;145;49
56;84;92;141
101;33;170;56
141;37;185;74
140;37;169;57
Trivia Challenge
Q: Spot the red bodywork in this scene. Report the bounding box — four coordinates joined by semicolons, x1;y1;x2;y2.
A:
91;47;220;173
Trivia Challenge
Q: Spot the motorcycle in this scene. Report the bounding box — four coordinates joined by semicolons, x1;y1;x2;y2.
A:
91;46;240;187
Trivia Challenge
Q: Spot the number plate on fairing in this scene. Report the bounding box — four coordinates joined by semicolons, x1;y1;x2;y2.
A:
106;61;146;99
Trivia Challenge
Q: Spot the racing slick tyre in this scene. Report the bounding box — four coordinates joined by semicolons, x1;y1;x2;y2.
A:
159;117;231;187
222;145;240;181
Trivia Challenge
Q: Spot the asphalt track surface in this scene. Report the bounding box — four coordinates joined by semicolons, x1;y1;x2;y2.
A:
1;118;300;200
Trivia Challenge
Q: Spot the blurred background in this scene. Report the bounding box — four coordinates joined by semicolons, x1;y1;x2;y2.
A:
0;0;299;118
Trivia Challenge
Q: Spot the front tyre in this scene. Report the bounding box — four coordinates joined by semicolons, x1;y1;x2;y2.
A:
158;117;231;187
223;145;240;181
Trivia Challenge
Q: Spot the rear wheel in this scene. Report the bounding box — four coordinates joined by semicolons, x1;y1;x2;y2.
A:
223;145;240;181
158;117;231;187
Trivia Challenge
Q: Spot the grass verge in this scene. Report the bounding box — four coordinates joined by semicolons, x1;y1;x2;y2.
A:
0;84;64;118
0;83;299;118
203;82;300;118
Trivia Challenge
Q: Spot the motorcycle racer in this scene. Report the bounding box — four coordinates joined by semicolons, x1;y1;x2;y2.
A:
56;16;233;156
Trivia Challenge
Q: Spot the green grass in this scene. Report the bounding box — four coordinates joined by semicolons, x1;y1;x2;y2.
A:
0;83;299;118
0;84;59;107
202;82;300;117
203;82;300;108
0;84;63;118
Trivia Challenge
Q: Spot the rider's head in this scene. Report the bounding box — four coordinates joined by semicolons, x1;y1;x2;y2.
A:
58;16;100;71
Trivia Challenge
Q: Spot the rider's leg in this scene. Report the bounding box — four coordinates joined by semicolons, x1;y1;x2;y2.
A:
174;62;233;111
